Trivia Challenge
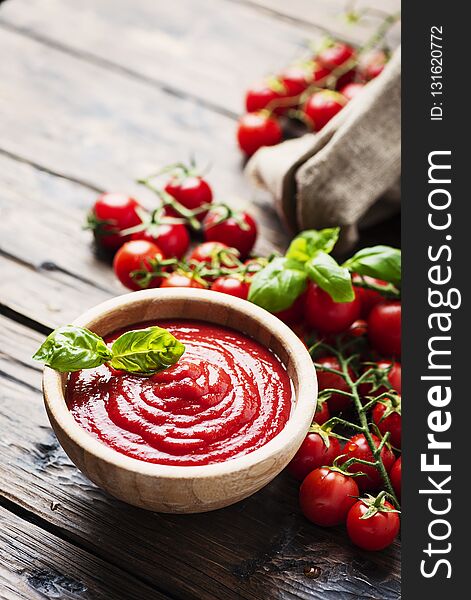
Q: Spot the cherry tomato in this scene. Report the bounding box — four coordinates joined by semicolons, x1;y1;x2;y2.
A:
161;273;206;289
190;241;237;264
131;223;189;259
274;292;307;325
245;80;284;113
211;276;250;300
164;176;213;221
279;66;310;97
203;208;257;258
317;42;356;71
353;274;390;318
368;301;401;357
316;356;354;413
360;50;388;81
288;432;340;481
303;90;346;131
305;282;361;334
89;193;142;251
310;60;331;84
390;457;402;501
359;360;401;398
346;498;400;551
372;399;402;449
237;112;283;156
113;240;164;291
340;82;365;101
317;42;356;88
299;467;359;526
348;319;368;338
313;399;330;425
344;433;395;491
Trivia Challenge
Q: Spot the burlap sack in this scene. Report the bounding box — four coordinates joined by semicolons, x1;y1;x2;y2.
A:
246;47;401;253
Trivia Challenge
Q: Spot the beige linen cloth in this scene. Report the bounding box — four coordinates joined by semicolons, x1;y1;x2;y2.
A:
246;47;401;253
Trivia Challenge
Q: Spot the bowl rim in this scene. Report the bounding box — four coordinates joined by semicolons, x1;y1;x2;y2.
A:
43;288;317;479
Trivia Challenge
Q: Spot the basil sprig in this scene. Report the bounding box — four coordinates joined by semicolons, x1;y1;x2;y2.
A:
247;257;307;313
248;227;401;312
306;251;354;303
33;325;185;375
343;245;401;288
109;327;185;374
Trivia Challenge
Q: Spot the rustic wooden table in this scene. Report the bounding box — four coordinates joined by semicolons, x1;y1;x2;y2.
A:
0;1;401;598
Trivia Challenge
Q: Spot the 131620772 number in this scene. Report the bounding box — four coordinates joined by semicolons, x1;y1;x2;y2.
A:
430;25;443;121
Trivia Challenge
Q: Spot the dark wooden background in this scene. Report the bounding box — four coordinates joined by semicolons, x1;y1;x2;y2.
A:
0;1;401;598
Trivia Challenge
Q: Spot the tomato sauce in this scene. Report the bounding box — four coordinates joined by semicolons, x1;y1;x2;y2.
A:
66;320;292;466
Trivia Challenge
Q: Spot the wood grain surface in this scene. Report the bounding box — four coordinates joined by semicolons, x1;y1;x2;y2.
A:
0;0;401;598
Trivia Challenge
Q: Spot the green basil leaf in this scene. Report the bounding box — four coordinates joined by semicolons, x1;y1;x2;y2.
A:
248;257;308;312
306;252;354;302
110;326;185;374
343;245;401;287
32;326;112;372
286;228;340;263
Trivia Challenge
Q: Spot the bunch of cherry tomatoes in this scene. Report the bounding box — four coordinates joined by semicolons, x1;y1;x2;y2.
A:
237;40;389;156
86;163;402;552
287;283;401;552
87;164;260;295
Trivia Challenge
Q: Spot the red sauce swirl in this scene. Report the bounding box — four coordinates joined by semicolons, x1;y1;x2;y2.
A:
66;320;292;466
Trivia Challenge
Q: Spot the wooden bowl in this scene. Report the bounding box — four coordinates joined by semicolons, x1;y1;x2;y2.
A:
42;288;317;513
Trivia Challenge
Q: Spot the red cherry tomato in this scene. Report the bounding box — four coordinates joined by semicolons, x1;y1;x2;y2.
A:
360;50;387;81
348;319;368;338
347;499;400;551
310;61;331;84
89;193;142;251
317;42;356;70
211;276;250;300
372;399;402;449
113;240;164;291
203;209;257;258
359;360;402;398
368;301;401;357
190;241;237;264
237;112;283;156
353;274;390;318
287;432;340;481
313;399;330;425
344;433;395;491
164;176;213;221
245;80;284;113
279;66;310;97
303;90;346;131
317;42;356;88
274;292;307;325
131;223;189;259
305;282;361;334
299;467;359;527
161;273;206;289
316;356;354;413
336;69;358;89
390;457;402;501
340;82;365;101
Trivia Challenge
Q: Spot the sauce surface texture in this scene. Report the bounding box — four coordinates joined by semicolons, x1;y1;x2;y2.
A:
66;320;292;465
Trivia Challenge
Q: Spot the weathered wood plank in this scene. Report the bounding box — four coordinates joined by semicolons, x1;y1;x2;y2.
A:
0;153;120;293
0;321;401;600
0;256;111;329
234;0;401;46
0;315;43;388
0;507;170;600
0;0;401;121
0;0;317;116
0;29;289;257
